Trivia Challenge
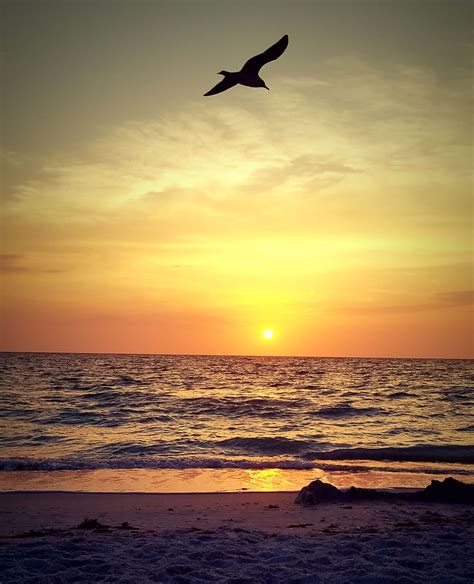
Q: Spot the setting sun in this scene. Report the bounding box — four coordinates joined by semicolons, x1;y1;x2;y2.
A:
1;3;472;582
262;328;274;340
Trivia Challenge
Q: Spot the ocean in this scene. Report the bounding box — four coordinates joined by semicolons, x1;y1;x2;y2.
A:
1;352;473;491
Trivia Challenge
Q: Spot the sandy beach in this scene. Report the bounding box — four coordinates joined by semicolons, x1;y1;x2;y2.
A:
1;488;473;583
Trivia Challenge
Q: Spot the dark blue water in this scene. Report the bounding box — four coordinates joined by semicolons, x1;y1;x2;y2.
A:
1;353;473;474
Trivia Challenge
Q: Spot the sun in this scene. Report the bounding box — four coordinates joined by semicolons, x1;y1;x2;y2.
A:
262;328;274;340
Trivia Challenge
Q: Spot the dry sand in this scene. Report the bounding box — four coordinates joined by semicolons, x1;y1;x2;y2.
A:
1;490;473;582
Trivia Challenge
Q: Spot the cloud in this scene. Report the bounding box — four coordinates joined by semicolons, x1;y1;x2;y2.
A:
0;254;68;274
243;154;359;196
2;55;471;273
437;290;474;307
334;289;474;316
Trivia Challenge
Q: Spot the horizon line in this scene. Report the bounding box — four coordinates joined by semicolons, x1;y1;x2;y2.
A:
0;349;472;361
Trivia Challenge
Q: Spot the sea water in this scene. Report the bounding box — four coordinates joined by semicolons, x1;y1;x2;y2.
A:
1;353;472;491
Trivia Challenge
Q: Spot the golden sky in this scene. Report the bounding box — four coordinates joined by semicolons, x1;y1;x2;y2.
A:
1;0;472;357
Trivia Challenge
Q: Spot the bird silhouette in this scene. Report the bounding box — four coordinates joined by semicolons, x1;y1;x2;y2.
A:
204;35;289;97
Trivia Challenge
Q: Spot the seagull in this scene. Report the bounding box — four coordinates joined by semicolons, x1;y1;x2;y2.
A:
204;35;289;97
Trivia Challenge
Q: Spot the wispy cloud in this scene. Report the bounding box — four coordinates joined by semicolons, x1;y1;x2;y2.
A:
4;56;470;230
1;254;68;274
334;289;474;316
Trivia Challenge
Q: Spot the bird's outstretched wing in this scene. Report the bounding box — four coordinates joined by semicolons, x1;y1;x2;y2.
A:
204;76;238;96
241;35;289;74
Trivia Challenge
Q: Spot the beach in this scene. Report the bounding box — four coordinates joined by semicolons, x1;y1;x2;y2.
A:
1;487;473;582
1;353;472;581
2;0;473;578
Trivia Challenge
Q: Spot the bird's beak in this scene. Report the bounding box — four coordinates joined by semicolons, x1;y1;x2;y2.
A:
264;84;270;90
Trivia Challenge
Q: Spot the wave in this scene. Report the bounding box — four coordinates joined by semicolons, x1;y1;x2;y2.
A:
1;435;70;447
216;437;316;455
457;425;474;433
174;396;311;419
82;437;323;458
0;456;472;477
388;391;416;399
304;445;474;464
311;402;383;418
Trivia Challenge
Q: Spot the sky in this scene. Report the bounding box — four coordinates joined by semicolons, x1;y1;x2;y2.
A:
1;0;472;358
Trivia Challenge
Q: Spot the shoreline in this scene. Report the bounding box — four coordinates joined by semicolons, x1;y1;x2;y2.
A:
1;465;472;495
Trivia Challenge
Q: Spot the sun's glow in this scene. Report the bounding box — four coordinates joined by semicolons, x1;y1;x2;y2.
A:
1;2;472;360
262;328;274;340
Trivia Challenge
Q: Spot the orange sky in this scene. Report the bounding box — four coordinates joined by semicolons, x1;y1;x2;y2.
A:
1;1;472;358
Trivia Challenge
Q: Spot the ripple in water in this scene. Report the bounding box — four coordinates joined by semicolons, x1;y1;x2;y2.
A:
0;353;473;473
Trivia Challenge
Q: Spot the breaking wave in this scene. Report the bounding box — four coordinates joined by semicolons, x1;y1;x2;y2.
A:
1;444;473;474
304;445;474;464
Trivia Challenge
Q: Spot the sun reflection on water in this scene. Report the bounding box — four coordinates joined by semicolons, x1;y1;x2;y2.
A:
244;468;321;491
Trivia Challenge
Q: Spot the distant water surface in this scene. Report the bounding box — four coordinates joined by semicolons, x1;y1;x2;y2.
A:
1;353;473;480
